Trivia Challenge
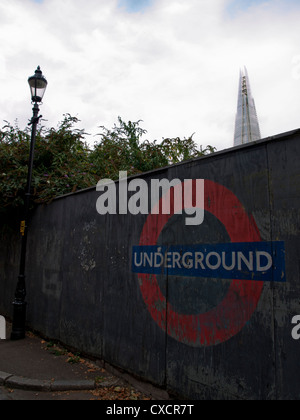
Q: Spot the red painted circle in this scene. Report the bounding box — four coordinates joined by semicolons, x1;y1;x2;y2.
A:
138;180;263;346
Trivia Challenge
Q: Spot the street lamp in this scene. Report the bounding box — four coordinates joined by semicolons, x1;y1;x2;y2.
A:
11;66;47;340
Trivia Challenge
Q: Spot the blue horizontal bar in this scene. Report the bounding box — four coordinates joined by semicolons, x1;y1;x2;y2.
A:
132;241;286;282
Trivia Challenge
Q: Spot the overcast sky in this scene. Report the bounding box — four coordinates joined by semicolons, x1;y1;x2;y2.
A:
1;0;300;151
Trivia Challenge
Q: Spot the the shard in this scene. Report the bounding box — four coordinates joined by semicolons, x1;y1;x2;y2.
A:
233;67;261;146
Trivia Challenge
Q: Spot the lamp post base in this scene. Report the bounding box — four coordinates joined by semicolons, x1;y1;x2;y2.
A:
11;300;27;340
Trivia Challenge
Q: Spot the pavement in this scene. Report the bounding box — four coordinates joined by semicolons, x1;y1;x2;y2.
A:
0;323;170;400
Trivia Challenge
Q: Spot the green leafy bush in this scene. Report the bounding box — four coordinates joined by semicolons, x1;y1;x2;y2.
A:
0;114;215;228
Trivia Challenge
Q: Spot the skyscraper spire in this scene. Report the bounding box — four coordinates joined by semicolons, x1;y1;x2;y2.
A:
233;67;261;146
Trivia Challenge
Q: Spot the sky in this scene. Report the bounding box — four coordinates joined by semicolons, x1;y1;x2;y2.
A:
1;0;300;151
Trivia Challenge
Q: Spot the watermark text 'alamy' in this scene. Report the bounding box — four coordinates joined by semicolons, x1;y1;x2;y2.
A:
96;172;204;226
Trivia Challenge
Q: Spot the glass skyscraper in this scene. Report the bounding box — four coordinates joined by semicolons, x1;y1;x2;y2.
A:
233;67;261;147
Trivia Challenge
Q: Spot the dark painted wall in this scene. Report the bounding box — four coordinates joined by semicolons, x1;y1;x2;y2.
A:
1;130;300;399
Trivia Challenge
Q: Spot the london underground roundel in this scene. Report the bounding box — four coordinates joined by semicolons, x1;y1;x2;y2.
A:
137;180;264;347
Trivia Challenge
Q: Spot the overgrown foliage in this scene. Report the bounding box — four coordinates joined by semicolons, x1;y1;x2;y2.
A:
0;114;215;227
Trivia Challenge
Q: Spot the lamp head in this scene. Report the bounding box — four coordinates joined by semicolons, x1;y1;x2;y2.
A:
28;66;47;103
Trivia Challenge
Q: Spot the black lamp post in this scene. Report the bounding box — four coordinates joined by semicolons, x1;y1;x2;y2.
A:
11;66;47;340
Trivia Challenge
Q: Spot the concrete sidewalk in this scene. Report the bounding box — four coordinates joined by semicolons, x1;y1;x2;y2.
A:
0;324;169;400
0;325;121;393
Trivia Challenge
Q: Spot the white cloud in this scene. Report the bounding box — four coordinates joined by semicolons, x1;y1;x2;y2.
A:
0;0;300;151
